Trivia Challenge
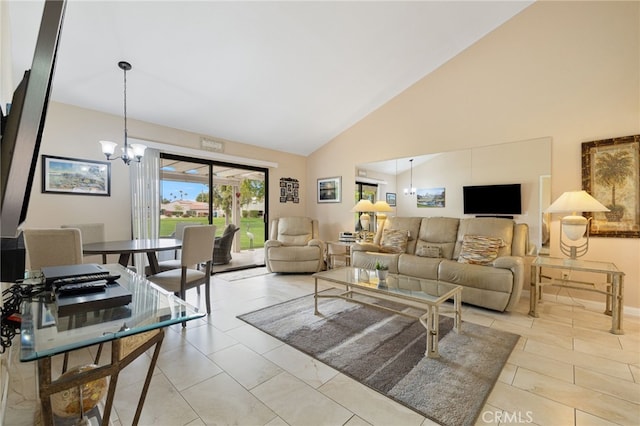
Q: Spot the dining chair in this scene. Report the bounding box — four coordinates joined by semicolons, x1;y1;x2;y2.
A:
62;223;107;263
23;228;83;270
146;225;216;317
23;228;103;372
144;221;199;275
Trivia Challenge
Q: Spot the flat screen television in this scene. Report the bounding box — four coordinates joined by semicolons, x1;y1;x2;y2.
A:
463;183;522;216
0;0;66;238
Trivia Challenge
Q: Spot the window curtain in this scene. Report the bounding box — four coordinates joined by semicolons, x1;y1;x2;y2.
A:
130;147;160;273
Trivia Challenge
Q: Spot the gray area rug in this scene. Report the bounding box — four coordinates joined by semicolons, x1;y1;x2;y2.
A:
238;291;520;426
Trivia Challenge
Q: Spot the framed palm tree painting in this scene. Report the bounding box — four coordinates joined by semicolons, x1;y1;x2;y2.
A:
582;135;639;238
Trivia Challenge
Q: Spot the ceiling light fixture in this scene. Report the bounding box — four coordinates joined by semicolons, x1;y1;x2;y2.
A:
99;61;146;165
404;159;416;195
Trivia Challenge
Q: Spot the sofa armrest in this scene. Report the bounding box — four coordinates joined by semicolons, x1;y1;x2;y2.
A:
351;242;380;253
264;239;283;249
308;239;324;250
493;256;524;311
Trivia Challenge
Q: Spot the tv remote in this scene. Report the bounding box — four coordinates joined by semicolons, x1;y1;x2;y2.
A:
53;273;120;287
57;281;108;296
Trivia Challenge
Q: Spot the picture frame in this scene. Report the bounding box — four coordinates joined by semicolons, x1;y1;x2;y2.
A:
279;177;300;203
42;155;111;196
417;187;445;208
582;134;639;238
317;176;341;203
385;192;396;207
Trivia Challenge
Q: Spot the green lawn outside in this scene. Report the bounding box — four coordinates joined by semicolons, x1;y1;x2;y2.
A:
160;217;266;250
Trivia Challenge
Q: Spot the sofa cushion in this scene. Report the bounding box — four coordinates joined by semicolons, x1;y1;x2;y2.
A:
415;217;458;259
415;242;442;258
439;259;514;294
457;235;504;265
277;217;313;245
397;254;440;280
380;229;409;253
374;217;422;253
454;218;514;259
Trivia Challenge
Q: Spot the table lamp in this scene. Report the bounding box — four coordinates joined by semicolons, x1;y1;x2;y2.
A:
545;190;609;259
373;200;393;230
352;200;375;232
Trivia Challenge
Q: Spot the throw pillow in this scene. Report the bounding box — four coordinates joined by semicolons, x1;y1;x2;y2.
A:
457;235;504;265
415;243;442;258
380;229;409;254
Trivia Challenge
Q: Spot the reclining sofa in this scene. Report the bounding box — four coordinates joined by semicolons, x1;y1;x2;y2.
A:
351;216;529;312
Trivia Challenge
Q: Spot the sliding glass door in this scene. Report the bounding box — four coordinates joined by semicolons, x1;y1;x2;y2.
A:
159;153;267;250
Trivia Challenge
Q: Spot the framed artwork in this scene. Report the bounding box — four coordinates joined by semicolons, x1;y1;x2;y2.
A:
42;155;111;196
417;187;445;208
582;134;639;238
317;176;341;203
280;177;300;203
386;192;396;207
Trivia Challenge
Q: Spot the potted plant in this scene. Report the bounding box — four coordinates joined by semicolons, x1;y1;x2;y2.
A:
375;261;389;282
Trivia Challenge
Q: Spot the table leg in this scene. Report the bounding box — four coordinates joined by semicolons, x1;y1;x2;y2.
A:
421;305;440;358
37;357;54;426
604;272;613;315
314;278;319;315
529;265;540;317
610;276;624;335
453;289;462;333
146;252;160;275
118;253;131;268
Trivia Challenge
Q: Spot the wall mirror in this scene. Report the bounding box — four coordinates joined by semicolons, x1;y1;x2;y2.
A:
356;137;552;253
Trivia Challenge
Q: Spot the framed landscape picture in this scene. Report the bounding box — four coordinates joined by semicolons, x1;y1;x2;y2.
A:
317;176;341;203
417;187;445;208
42;155;111;196
582;134;639;238
386;192;396;207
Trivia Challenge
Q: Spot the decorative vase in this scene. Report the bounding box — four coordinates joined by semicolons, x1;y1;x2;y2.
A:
376;269;388;282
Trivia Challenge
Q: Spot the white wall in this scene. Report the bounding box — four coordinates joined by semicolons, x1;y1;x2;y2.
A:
307;1;640;308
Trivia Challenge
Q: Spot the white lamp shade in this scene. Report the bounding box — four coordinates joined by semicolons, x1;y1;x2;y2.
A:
130;143;147;158
546;191;610;214
373;201;393;212
99;140;117;156
351;200;375;212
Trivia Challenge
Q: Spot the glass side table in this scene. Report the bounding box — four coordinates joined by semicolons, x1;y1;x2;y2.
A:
20;264;205;425
529;256;624;334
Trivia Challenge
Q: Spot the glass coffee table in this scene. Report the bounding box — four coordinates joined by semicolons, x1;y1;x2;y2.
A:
313;267;462;358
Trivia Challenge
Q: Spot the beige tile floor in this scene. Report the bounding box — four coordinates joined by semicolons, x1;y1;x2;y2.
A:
5;271;639;426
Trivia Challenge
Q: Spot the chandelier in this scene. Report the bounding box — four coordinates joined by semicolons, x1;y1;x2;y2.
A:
99;61;146;165
403;159;416;195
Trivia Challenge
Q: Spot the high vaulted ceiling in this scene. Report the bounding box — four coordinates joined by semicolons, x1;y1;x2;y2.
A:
6;1;532;156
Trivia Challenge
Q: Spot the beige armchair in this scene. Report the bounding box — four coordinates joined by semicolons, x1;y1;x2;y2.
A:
264;217;324;273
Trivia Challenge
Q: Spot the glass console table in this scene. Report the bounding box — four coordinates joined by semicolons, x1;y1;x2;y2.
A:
529;256;624;334
20;264;205;425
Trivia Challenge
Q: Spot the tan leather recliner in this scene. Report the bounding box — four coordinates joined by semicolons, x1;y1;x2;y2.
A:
264;217;324;273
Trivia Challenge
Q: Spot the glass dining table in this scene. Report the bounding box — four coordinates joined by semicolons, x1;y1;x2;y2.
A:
82;238;182;275
20;263;205;425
